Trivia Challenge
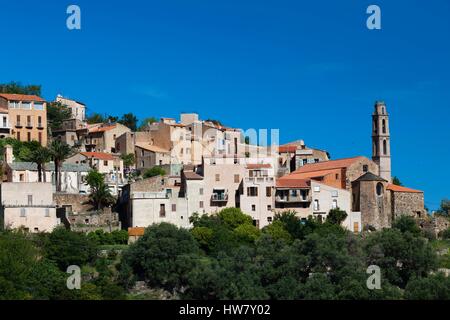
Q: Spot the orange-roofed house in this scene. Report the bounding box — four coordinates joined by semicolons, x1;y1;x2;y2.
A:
0;93;48;146
128;227;145;244
84;122;131;153
387;184;426;220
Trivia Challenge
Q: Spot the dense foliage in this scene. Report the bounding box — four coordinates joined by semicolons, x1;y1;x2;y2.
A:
0;211;448;300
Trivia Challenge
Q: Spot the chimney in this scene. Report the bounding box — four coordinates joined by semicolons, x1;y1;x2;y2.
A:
4;145;14;164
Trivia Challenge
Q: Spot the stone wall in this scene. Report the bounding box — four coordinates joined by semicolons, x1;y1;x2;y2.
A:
346;158;379;190
355;180;391;230
391;191;425;219
53;193;93;213
67;207;121;233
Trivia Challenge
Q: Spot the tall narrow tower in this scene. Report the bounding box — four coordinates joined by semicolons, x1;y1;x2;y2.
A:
372;101;391;182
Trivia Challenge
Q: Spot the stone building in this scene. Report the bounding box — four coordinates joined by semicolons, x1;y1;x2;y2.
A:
372;101;391;182
55;95;86;122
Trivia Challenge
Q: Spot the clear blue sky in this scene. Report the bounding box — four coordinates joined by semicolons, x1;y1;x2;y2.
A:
0;0;449;210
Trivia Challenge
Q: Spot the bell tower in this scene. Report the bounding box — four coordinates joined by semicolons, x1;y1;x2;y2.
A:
372;101;391;182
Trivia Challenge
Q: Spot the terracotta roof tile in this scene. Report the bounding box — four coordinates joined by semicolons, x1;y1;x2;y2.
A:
0;93;45;102
278;145;297;153
88;124;116;133
292;156;364;174
387;184;422;193
276;178;310;188
135;143;169;153
128;227;145;236
80;152;116;161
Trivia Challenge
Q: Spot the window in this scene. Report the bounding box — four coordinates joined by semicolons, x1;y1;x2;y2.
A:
19;174;25;182
252;204;256;211
8;101;18;108
267;216;273;223
17;132;20;140
313;186;320;192
332;199;338;209
234;174;240;183
199;201;204;208
313;199;320;211
180;148;183;155
266;186;271;197
331;190;338;197
363;165;368;172
267;205;272;211
215;174;220;182
34;102;44;110
383;140;387;155
141;160;144;167
199;188;204;195
34;227;39;232
247;187;258;197
21;102;31;109
382;119;386;133
27;132;31;142
45;208;50;217
27;195;33;205
16;115;21;125
27;115;31;126
141;149;145;156
159;204;166;217
20;208;26;217
376;183;384;196
314;158;319;163
2;116;6;127
103;160;108;166
172;204;176;212
85;219;90;224
335;173;339;179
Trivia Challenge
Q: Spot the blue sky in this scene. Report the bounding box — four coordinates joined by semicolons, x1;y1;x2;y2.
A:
0;0;449;209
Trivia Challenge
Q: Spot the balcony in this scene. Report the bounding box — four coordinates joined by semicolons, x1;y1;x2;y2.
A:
26;122;33;129
245;177;274;184
15;122;23;128
275;193;311;203
37;123;44;129
211;192;228;202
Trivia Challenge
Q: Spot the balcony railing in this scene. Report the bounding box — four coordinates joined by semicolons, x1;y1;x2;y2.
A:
245;177;274;183
15;122;23;128
211;193;228;202
26;122;33;128
275;195;311;203
37;123;44;129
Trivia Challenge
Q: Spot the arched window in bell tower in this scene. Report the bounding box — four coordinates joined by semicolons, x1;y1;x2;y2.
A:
373;119;378;134
383;140;387;155
374;141;379;155
382;119;386;134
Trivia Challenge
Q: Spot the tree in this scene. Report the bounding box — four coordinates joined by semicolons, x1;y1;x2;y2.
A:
120;153;135;169
327;208;348;225
262;220;293;243
143;166;166;179
138;117;157;131
86;113;105;124
404;273;450;300
86;170;115;210
27;146;51;182
42;227;98;270
392;176;403;186
436;198;450;216
119;223;201;292
118;113;138;131
46;102;72;132
49;140;72;192
364;228;438;288
392;215;421;236
217;208;253;229
0;82;41;96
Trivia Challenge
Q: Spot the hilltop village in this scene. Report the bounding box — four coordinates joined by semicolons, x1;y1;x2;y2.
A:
0;93;445;239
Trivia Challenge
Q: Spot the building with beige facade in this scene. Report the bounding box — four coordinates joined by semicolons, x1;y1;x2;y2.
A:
0;93;47;146
56;95;86;121
84;122;131;153
0;182;59;233
0;109;10;138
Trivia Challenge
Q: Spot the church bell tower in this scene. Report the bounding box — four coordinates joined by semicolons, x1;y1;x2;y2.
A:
372;101;391;182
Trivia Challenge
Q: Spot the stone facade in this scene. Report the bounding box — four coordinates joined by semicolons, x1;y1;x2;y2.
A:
390;191;426;219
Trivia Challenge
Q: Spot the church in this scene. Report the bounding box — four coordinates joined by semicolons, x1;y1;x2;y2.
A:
284;101;426;230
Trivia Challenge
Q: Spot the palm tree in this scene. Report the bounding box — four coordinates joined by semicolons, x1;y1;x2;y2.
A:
86;170;115;210
49;140;72;192
28;146;51;182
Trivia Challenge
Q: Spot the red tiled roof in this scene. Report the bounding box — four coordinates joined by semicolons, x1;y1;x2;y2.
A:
276;178;310;188
247;163;272;169
278;145;297;153
80;152;115;161
0;93;45;102
292;156;364;174
89;124;116;133
128;227;145;236
387;184;422;193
